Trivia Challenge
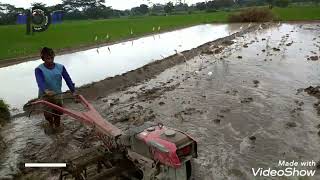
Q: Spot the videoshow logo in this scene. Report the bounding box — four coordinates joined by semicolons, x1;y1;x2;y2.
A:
252;160;316;177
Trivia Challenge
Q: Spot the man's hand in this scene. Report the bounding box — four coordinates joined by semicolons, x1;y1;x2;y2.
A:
44;90;55;96
72;91;80;103
72;90;78;97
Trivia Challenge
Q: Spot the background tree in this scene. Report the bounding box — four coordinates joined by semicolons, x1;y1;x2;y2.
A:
150;3;164;15
31;2;47;9
62;0;107;19
0;3;25;25
215;0;235;8
266;0;274;8
195;2;206;10
164;2;174;14
139;4;149;14
131;4;149;15
206;1;216;10
48;4;65;12
175;2;189;12
274;0;289;7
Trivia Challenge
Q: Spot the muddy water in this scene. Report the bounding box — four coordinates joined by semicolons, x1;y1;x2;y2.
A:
94;23;320;179
0;115;49;178
0;24;242;109
0;111;93;178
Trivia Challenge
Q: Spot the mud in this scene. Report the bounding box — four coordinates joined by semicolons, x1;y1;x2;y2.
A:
88;22;320;180
0;133;5;153
2;22;320;180
253;80;260;87
305;86;320;99
309;56;319;61
304;86;320;114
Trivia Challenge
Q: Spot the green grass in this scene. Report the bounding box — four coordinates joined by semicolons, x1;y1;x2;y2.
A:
0;12;228;61
272;6;320;21
0;5;319;61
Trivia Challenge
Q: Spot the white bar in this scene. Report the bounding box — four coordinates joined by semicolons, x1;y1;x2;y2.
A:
25;163;67;167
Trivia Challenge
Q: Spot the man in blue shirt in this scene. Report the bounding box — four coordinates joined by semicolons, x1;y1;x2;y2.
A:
35;47;75;130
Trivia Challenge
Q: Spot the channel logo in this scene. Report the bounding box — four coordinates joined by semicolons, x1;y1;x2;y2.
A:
16;6;63;34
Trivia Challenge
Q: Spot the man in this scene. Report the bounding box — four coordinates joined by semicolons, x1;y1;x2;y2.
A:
35;47;75;130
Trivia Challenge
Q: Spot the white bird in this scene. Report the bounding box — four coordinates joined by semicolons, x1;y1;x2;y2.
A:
152;27;155;31
94;36;98;41
278;21;281;26
208;72;213;76
239;26;243;30
259;24;263;30
106;34;109;39
195;70;199;74
158;26;161;31
248;23;252;27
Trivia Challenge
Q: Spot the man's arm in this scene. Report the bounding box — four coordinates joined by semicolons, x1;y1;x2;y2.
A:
35;68;46;94
61;66;75;93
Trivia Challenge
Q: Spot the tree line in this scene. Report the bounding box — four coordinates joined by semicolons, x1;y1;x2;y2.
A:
0;0;319;25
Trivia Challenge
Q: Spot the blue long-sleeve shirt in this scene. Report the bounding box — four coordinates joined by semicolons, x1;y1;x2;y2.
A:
35;63;75;95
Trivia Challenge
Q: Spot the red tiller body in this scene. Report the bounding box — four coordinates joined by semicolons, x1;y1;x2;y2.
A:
29;94;197;170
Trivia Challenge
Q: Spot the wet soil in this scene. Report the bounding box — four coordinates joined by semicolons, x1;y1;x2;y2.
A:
89;22;320;180
2;22;320;180
304;86;320;114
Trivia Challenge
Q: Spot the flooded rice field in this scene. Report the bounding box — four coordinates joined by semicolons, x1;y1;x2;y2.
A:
0;24;242;109
1;22;320;179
